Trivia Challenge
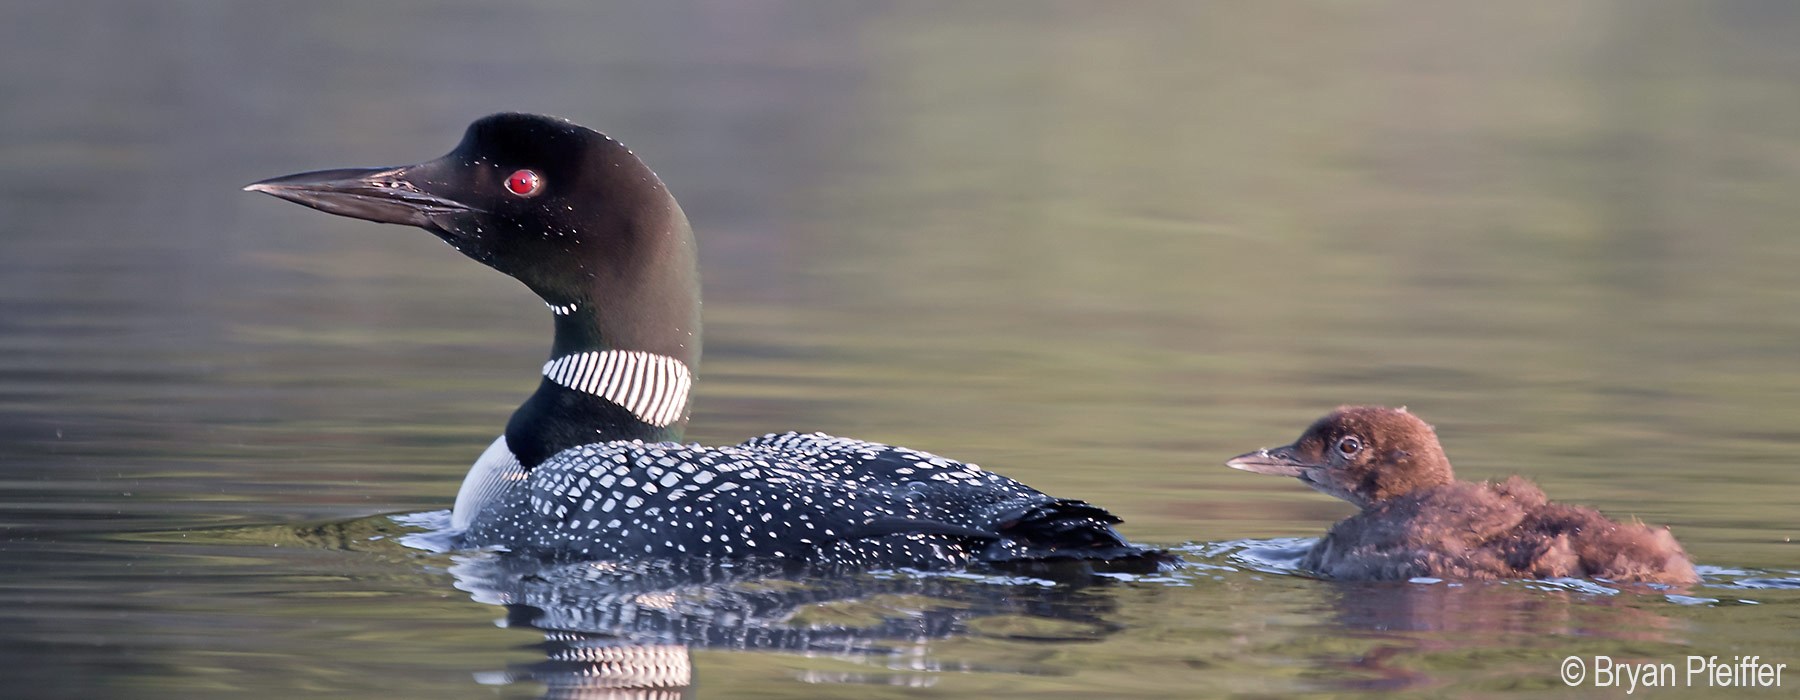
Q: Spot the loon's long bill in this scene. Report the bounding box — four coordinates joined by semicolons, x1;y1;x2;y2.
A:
247;113;1156;567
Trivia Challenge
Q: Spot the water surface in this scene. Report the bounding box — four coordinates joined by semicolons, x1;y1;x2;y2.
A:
3;2;1798;697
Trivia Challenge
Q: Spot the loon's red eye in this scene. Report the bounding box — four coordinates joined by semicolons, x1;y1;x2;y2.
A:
1337;435;1363;456
505;169;543;197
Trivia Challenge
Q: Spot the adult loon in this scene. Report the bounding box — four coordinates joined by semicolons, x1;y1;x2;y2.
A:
1225;406;1698;584
246;113;1149;567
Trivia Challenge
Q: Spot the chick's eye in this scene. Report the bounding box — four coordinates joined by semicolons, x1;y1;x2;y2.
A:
1336;436;1363;456
505;169;543;197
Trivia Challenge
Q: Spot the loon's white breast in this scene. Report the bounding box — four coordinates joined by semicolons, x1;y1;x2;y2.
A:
451;436;526;530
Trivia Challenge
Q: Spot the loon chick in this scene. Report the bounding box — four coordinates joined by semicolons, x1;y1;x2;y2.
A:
245;113;1148;566
1225;406;1698;584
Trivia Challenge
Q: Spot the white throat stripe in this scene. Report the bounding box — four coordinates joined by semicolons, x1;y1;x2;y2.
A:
542;350;692;426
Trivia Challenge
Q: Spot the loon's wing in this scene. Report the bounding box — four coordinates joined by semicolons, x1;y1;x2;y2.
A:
842;517;996;540
742;433;1149;562
500;433;1155;564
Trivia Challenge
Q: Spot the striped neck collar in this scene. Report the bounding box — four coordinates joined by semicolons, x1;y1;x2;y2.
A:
541;350;692;427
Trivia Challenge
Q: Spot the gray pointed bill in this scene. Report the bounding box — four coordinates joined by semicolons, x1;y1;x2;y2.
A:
1224;445;1314;477
244;166;478;228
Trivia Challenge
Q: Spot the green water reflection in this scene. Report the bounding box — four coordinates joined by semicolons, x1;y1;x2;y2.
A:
1;1;1796;698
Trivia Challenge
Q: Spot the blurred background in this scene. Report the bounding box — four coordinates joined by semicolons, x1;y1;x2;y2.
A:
2;1;1797;698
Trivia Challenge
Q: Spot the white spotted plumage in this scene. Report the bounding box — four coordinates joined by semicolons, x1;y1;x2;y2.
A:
457;432;1135;567
541;350;693;426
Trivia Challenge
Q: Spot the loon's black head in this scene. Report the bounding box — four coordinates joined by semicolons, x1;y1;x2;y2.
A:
249;114;702;461
1225;406;1455;509
246;113;700;362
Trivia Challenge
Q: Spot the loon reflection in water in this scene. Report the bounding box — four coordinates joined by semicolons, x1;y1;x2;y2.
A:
443;545;1136;694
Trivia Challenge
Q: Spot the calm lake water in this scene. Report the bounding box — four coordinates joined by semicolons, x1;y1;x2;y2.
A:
3;2;1797;698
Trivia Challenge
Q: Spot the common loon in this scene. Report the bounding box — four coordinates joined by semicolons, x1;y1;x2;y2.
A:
1225;406;1698;584
246;113;1149;567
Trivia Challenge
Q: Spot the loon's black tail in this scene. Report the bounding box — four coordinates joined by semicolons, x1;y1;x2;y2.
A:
979;499;1161;563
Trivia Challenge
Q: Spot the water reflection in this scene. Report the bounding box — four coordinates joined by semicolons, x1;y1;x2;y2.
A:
1193;538;1800;693
1319;580;1685;691
420;529;1798;697
443;536;1144;695
477;635;692;700
8;1;1800;696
